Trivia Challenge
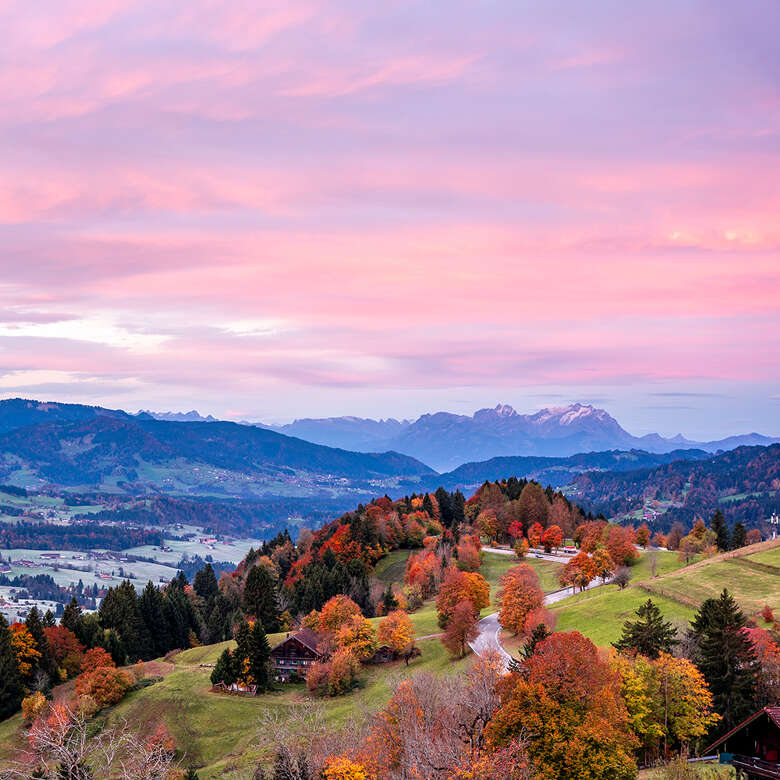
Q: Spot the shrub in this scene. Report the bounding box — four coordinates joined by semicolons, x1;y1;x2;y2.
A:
328;648;360;695
21;692;47;724
75;666;132;709
761;605;774;624
306;661;331;695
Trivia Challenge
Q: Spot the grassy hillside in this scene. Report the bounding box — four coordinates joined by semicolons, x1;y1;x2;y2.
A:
0;636;469;779
550;543;780;648
636;539;780;619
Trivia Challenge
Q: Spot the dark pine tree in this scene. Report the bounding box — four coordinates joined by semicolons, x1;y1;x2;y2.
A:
139;581;170;658
193;563;219;602
380;585;398;615
61;597;83;634
690;589;759;734
248;620;272;691
210;648;239;686
731;522;747;549
25;606;55;682
242;565;280;632
0;614;23;719
710;510;731;551
234;619;252;682
612;599;678;659
521;622;552;660
99;580;150;661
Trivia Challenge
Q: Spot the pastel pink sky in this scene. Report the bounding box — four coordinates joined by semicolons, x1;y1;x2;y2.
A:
1;0;779;437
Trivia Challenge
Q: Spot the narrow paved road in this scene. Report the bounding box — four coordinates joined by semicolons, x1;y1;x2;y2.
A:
468;575;607;668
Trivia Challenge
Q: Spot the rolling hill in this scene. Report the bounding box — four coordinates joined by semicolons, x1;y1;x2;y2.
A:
0;399;434;499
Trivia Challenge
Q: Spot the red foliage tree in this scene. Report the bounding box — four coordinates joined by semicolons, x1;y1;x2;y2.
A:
441;599;479;658
541;525;563;552
436;568;490;628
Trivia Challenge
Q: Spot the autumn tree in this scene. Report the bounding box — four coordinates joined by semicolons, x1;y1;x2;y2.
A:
746;528;762;545
436;569;489;628
605;525;638;566
476;510;499;543
376;610;415;656
527;522;543;548
319;595;363;633
559;551;597;592
747;627;780;705
10;622;42;684
75;665;133;709
486;631;637;779
44;625;85;680
613;599;678;659
654;652;719;751
496;565;544;635
518;482;549;531
541;525;563;552
635;524;651;548
442;600;479;659
336;614;377;660
328;648;361;695
591;547;615;583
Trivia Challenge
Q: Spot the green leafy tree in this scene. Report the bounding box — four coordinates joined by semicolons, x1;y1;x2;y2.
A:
242;565;280;632
613;599;678;659
690;589;759;734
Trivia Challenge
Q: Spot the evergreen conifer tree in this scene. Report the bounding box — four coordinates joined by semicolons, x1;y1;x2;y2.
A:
731;522;747;549
613;598;678;658
211;648;239;686
710;510;731;551
139;580;170;657
25;606;54;682
0;614;24;720
248;620;271;691
690;589;759;733
380;585;398;615
242;565;280;632
61;597;83;634
234;619;252;682
99;580;150;661
193;564;219;602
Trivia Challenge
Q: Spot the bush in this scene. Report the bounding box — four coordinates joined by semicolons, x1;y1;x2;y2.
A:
761;604;774;624
306;661;331;695
75;666;132;709
328;649;360;695
21;692;47;724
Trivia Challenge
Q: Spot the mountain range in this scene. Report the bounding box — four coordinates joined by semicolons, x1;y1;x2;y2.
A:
264;403;779;472
0;398;433;498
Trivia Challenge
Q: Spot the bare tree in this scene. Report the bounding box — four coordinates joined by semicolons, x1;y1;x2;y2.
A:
3;705;179;780
612;566;633;589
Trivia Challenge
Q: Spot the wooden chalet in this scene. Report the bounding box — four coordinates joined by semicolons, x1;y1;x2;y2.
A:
706;707;780;779
270;628;323;681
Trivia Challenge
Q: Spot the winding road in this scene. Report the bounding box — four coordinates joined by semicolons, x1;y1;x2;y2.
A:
469;548;607;669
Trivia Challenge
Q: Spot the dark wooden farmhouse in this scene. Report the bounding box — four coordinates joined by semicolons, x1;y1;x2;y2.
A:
270;628;323;681
706;707;780;779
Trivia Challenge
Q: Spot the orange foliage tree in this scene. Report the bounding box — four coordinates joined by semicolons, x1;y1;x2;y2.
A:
591;547;616;583
559;552;598;592
527;523;543;548
319;595;362;633
486;631;637;779
404;548;442;599
497;565;544;635
322;756;375;780
541;525;563;552
75;665;132;709
376;610;415;655
436;568;489;628
605;525;638;566
44;626;84;679
81;646;115;673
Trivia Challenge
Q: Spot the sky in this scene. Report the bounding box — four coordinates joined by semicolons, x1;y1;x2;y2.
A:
0;0;778;439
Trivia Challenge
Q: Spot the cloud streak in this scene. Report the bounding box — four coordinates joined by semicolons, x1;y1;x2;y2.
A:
0;0;778;433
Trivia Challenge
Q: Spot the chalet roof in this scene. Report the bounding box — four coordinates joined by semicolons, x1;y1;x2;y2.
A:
271;627;321;655
705;708;780;754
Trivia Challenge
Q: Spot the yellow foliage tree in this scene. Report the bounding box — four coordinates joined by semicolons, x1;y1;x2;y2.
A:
336;614;377;660
322;756;375;780
376;610;414;655
10;623;41;679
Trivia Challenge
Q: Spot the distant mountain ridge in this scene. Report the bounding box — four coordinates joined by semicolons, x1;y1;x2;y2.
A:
265;402;779;471
0;398;434;499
